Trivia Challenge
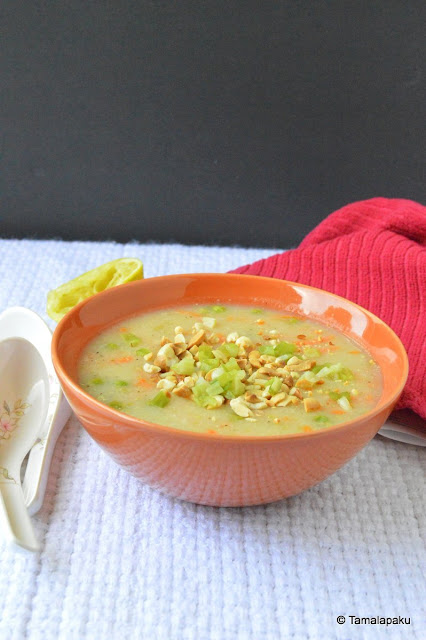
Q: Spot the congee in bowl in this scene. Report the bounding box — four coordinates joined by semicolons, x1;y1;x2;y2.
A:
52;274;407;506
78;303;382;436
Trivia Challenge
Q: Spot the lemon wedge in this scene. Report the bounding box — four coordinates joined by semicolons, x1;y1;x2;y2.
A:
47;257;144;322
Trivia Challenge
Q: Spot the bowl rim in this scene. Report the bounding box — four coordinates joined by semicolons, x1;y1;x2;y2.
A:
52;272;409;443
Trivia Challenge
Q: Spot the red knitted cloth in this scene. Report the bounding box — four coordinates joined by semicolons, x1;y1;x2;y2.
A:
231;198;426;420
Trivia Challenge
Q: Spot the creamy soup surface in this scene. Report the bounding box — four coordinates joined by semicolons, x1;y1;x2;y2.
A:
78;304;382;436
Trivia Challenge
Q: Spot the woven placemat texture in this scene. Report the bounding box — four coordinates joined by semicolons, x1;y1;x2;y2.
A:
0;239;424;640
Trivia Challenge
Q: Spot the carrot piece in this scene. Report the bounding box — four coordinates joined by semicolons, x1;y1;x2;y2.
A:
176;310;202;317
136;377;155;387
207;429;218;435
119;327;129;333
331;409;345;415
303;426;313;433
256;319;265;325
112;355;134;364
349;350;361;355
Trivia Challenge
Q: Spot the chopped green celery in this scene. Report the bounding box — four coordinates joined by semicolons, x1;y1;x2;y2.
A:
211;366;225;380
206;380;224;396
259;342;296;357
122;333;141;347
274;341;296;356
223;357;240;372
192;378;208;394
104;342;119;350
217;372;230;387
136;347;150;357
200;305;226;314
312;362;331;374
212;349;227;362
338;367;354;381
303;347;321;358
266;377;282;395
337;396;351;411
171;355;195;375
258;345;276;356
115;380;128;387
109;401;123;410
198;344;213;361
328;391;351;401
228;378;245;397
217;370;245;397
192;379;221;408
205;360;246;398
149;390;170;408
217;369;246;398
323;364;344;379
90;377;103;385
224;390;235;400
316;363;353;381
217;369;245;385
202;316;216;329
219;343;239;357
199;358;220;373
314;415;331;424
251;308;263;314
300;371;317;382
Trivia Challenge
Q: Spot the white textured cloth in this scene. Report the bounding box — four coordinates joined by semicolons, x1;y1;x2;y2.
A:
0;238;424;640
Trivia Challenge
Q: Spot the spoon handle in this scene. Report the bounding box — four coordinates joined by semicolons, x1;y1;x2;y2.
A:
0;483;39;552
23;395;71;515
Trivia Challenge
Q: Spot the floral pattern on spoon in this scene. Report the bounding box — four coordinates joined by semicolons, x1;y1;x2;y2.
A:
0;399;30;483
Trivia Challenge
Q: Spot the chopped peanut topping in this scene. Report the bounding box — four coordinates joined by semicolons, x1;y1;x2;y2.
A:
303;398;321;412
171;344;187;356
269;392;288;406
143;363;161;373
187;330;206;349
230;397;253;417
286;360;315;372
172;385;192;398
245;393;260;403
236;336;253;349
248;350;261;368
138;309;356;425
157;378;176;391
296;378;314;390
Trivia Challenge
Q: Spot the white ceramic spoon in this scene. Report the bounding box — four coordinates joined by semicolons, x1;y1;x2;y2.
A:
0;307;71;516
0;338;49;551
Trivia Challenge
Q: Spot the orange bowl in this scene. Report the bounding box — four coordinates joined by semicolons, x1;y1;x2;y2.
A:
52;274;408;506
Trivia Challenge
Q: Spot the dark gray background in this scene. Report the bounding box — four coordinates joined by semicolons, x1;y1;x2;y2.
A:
2;2;425;247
